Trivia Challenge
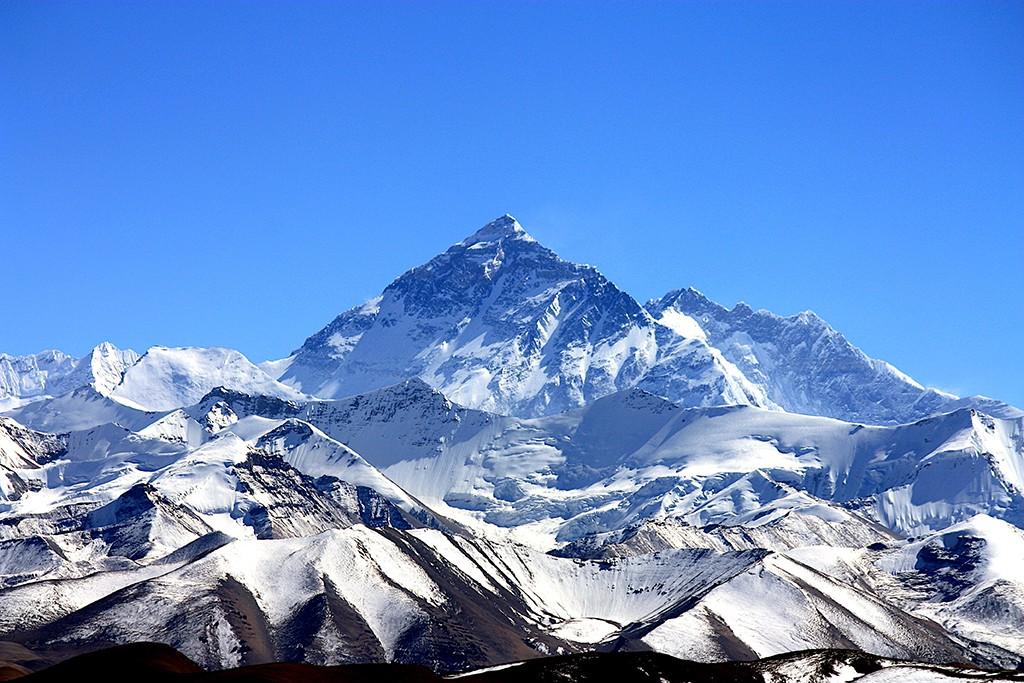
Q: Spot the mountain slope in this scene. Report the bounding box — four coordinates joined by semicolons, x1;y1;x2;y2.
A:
878;514;1024;660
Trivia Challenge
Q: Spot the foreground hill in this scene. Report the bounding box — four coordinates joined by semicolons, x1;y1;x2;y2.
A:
3;643;1023;683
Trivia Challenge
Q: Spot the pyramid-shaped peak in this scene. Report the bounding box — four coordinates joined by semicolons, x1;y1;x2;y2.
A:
459;214;535;247
88;341;137;359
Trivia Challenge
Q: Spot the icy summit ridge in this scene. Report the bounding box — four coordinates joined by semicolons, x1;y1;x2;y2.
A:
458;213;535;246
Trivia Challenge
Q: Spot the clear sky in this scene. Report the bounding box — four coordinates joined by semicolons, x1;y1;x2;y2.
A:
2;1;1022;406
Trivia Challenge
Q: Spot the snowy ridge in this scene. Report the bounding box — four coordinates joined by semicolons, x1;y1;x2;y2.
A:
648;288;1022;425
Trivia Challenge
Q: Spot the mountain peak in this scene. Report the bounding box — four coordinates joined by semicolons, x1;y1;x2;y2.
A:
459;214;534;247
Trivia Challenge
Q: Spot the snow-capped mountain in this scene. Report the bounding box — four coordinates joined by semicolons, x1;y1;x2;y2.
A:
273;215;769;417
2;213;1023;677
270;215;1018;427
648;288;1023;425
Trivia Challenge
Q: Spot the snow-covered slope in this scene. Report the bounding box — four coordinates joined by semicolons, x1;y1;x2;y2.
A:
555;504;897;558
2;385;159;432
773;514;1024;668
636;549;992;666
648;288;1022;425
878;514;1024;659
274;216;770;417
0;416;65;471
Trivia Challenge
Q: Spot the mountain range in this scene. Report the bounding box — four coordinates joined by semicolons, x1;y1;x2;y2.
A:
1;215;1021;680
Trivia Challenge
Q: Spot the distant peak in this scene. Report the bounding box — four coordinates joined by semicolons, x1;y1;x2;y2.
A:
667;287;711;305
459;214;535;247
793;309;827;326
386;376;445;398
649;287;717;316
90;341;126;357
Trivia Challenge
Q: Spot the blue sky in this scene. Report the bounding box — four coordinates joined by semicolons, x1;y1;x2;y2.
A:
2;1;1022;406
